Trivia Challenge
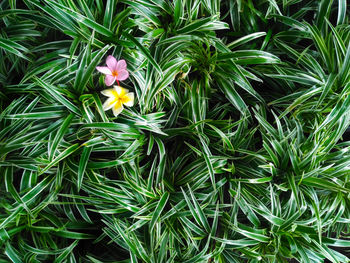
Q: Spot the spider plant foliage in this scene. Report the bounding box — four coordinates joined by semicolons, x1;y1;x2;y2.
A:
0;0;350;262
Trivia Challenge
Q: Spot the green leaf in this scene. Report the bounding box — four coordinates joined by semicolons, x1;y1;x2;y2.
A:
35;78;81;115
77;146;92;191
74;45;110;95
4;243;22;263
217;50;280;65
49;113;74;161
149;192;169;231
53;241;79;263
302;177;350;193
0;37;30;60
40;144;80;174
227;32;266;49
123;32;162;74
336;0;347;25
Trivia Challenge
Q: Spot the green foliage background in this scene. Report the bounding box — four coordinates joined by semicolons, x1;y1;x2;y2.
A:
0;0;350;262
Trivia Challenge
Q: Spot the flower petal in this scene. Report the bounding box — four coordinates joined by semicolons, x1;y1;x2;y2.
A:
102;97;117;111
105;75;116;86
116;69;129;81
96;66;112;75
116;59;127;71
106;55;118;71
101;88;116;98
112;101;124;117
113;86;129;97
122;92;134;107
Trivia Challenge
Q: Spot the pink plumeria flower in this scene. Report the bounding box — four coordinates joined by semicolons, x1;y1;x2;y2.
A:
101;86;134;117
96;55;129;86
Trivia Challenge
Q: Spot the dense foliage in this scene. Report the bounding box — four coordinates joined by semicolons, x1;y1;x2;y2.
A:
1;0;350;262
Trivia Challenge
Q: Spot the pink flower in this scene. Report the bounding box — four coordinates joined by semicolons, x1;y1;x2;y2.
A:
96;55;129;86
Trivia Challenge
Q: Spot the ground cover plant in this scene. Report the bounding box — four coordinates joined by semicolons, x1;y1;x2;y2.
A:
0;0;350;262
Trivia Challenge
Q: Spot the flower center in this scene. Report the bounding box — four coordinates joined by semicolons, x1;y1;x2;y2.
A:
112;71;119;77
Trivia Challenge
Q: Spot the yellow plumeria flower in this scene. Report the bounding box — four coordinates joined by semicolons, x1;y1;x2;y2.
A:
101;86;134;117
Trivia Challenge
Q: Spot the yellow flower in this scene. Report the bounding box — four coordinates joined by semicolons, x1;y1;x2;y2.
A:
101;86;134;116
